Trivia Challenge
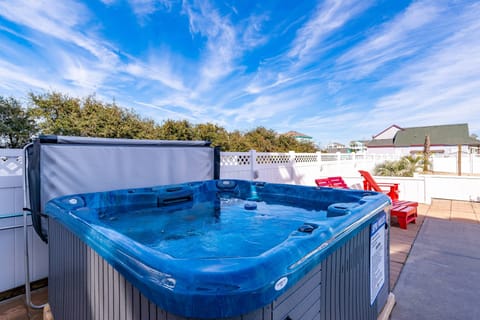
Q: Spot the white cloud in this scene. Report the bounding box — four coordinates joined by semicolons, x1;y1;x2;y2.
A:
0;58;81;97
128;0;172;21
134;100;198;122
0;24;38;46
0;0;120;74
1;1;87;46
180;0;271;92
241;14;270;49
222;87;318;125
182;0;238;87
336;0;443;79
370;2;480;129
123;55;187;92
242;0;370;101
288;0;371;61
1;0;478;144
58;51;111;91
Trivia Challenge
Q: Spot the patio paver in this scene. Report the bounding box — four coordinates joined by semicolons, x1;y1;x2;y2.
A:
389;203;427;289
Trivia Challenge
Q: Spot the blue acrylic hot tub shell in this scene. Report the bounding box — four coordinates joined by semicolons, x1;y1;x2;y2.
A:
46;179;390;318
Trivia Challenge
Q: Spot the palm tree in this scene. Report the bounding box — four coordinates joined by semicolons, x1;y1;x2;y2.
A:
374;155;423;177
423;135;432;172
400;155;423;176
374;160;401;176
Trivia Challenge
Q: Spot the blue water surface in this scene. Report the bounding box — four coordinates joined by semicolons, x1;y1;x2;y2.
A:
101;198;328;259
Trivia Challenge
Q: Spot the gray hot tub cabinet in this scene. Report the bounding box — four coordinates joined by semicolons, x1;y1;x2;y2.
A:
48;215;389;320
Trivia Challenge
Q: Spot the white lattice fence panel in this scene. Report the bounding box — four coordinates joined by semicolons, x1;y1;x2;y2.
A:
220;153;251;166
0;153;23;177
294;153;318;164
340;154;354;161
256;153;290;165
319;154;338;161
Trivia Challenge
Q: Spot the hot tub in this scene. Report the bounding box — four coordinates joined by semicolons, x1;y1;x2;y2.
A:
46;179;390;320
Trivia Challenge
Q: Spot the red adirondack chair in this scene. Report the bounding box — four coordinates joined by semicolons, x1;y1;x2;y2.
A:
358;170;418;229
315;176;349;188
358;170;399;201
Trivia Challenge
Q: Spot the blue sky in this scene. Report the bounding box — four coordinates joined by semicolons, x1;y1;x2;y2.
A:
0;0;479;146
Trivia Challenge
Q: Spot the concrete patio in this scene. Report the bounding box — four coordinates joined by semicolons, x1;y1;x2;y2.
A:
391;199;480;320
0;199;479;320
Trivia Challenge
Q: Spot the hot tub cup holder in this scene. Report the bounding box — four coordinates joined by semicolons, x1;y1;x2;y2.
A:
244;201;258;210
327;203;358;218
216;180;238;189
297;223;319;233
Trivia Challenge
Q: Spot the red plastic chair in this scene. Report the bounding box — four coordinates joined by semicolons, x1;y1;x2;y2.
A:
315;178;333;187
358;170;399;201
358;170;418;229
315;176;349;189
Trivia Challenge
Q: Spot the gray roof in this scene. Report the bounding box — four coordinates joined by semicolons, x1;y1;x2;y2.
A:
284;131;312;139
367;139;394;147
367;123;480;147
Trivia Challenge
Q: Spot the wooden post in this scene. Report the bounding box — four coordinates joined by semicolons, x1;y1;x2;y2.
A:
457;145;462;176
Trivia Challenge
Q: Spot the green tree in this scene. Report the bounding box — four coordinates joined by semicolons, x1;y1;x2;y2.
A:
243;127;277;151
193;123;229;148
28;92;160;139
226;130;250;151
0;96;37;148
275;135;298;152
25;91;319;152
28;92;82;135
158;119;194;140
290;139;317;153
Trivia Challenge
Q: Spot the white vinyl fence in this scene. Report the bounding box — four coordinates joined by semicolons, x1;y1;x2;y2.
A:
0;149;48;293
431;152;480;175
220;151;403;185
219;151;480;203
1;148;480;294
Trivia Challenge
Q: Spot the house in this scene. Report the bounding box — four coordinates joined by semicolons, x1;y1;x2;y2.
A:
367;123;480;155
325;142;348;153
349;140;368;153
283;131;313;142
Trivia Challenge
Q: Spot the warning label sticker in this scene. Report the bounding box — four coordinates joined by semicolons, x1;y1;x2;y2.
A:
370;213;386;305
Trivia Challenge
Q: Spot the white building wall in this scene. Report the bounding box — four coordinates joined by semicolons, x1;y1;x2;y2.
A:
367;145;471;156
374;126;401;139
367;147;398;155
